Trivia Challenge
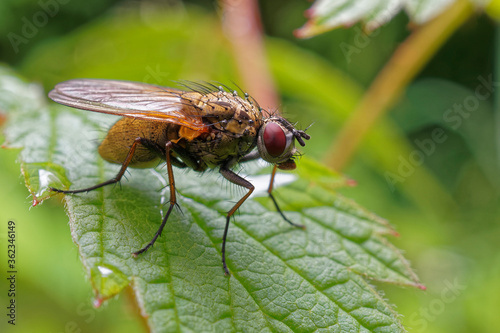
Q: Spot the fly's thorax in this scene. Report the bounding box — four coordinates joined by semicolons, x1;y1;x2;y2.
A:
181;90;263;133
181;98;261;168
184;131;255;169
219;106;262;138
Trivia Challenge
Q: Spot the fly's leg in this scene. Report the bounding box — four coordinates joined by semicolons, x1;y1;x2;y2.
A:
239;150;260;163
172;144;206;172
240;152;306;230
219;167;255;276
132;141;176;257
50;137;180;258
267;165;305;229
50;137;159;194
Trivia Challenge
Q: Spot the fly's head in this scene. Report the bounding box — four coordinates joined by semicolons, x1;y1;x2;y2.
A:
257;116;310;170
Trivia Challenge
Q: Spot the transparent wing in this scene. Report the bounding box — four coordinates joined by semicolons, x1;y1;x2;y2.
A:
48;79;207;131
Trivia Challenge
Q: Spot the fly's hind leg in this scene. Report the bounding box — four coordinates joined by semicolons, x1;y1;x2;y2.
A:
50;137;160;194
132;141;179;257
49;137;182;258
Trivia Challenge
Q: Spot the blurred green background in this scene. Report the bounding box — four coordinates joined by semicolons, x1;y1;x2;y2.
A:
0;0;499;332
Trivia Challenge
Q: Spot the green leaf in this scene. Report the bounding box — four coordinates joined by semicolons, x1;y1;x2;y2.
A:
1;65;423;332
295;0;491;38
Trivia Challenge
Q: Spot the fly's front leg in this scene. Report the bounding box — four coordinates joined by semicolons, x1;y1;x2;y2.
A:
240;152;305;230
50;137;155;194
132;141;176;257
268;165;305;229
219;166;255;276
240;150;260;163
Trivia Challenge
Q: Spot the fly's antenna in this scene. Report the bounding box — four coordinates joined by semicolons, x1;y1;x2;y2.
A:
303;122;314;132
274;116;311;147
292;123;312;147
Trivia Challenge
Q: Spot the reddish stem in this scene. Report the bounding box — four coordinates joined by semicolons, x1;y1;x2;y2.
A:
220;0;279;115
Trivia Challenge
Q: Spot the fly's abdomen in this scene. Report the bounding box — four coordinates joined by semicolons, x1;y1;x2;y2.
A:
98;118;169;168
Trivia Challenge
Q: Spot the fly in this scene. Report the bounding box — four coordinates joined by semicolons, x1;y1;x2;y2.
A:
48;79;310;275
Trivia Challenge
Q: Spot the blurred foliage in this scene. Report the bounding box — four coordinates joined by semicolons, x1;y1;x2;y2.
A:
0;0;123;65
294;0;491;37
0;0;499;332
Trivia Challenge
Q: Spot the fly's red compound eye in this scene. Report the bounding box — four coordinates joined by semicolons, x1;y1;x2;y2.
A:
263;122;286;157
